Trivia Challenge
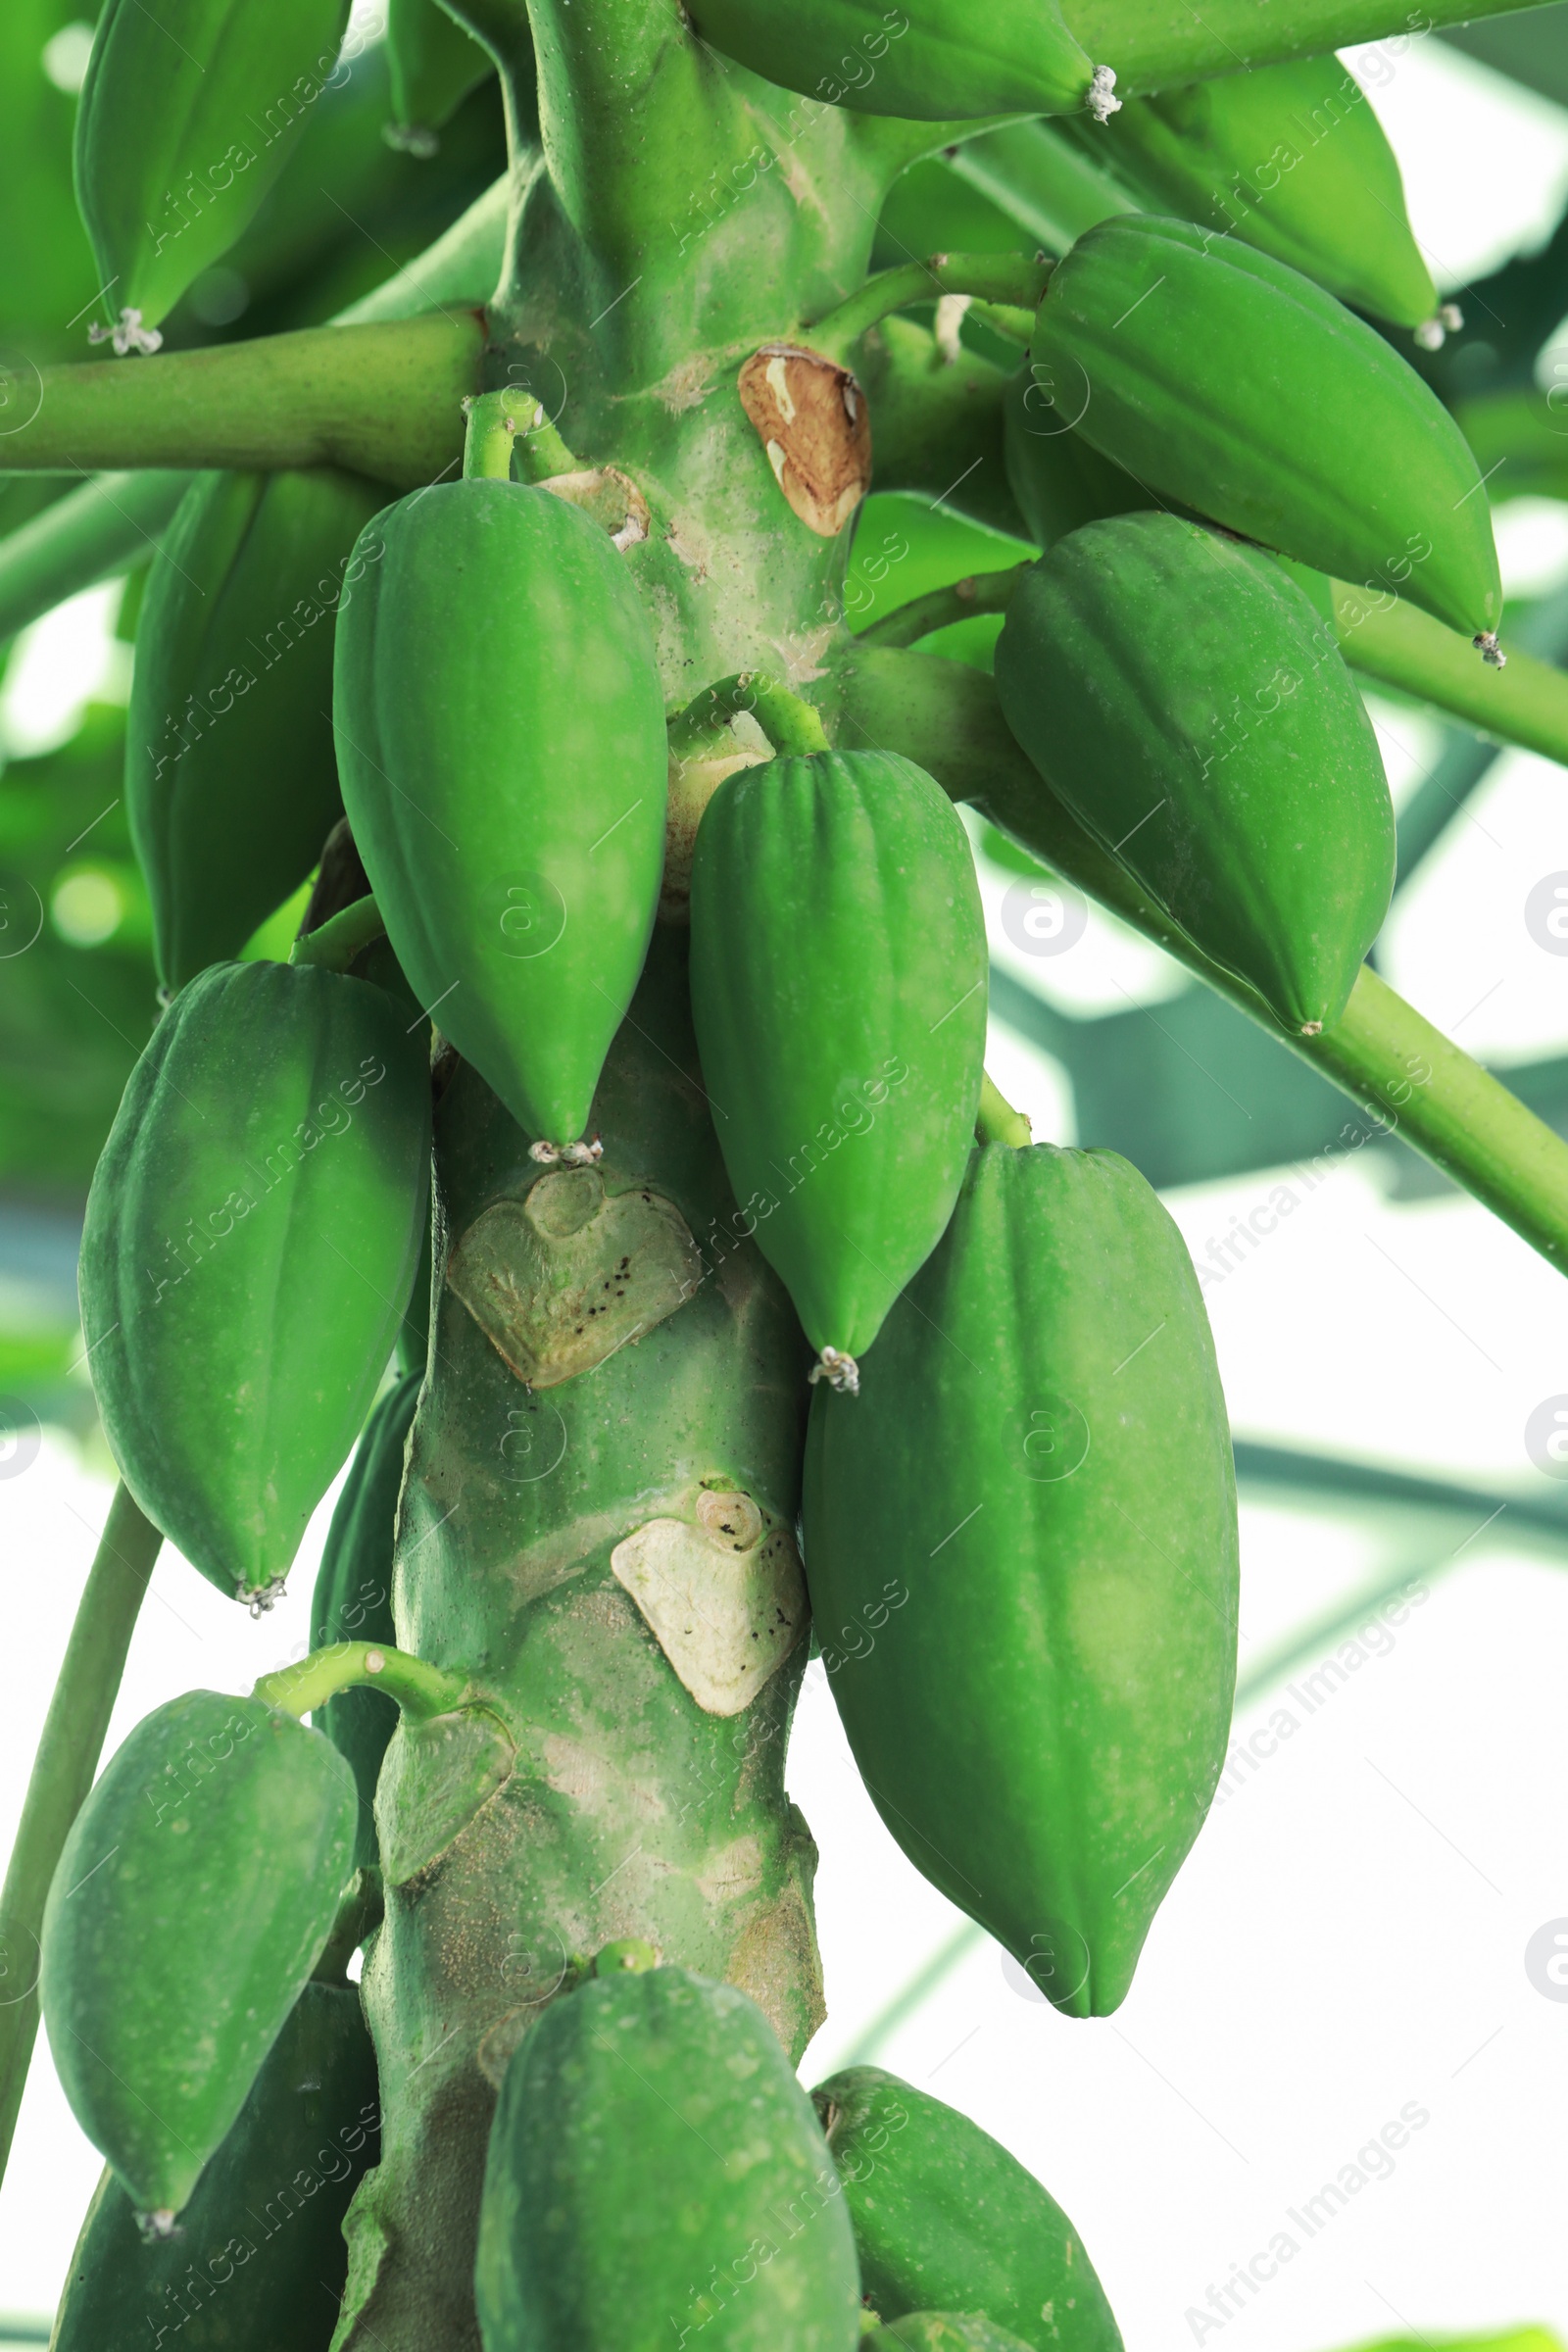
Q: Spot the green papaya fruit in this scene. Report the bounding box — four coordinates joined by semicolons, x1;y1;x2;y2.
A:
813;2068;1120;2352
50;1980;379;2351
41;1690;358;2225
865;2317;1035;2352
79;961;431;1604
1031;216;1501;642
688;748;986;1381
311;1369;419;1871
1073;57;1439;329
333;481;667;1147
127;467;389;990
475;1964;861;2351
994;514;1395;1033
1003;365;1153;549
74;0;351;335
385;0;494;154
683;0;1109;124
803;1144;1238;2015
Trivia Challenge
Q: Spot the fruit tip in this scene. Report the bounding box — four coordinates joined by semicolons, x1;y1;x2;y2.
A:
809;1346;860;1396
1087;64;1120;123
529;1137;605;1167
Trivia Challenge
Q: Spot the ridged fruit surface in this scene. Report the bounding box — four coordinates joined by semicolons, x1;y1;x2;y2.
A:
50;1981;379;2351
74;0;351;326
995;514;1395;1033
815;2068;1122;2352
333;480;667;1146
40;1692;357;2220
78;961;431;1601
127;466;387;989
684;0;1097;121
803;1144;1238;2016
475;1965;861;2351
1088;57;1437;325
1031;215;1499;635
689;748;986;1363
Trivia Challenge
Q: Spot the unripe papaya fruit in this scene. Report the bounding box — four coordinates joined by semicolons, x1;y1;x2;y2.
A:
127;467;388;990
688;749;986;1379
50;1980;379;2351
476;1964;861;2351
333;481;667;1147
40;1690;357;2224
1075;57;1439;328
684;0;1108;123
79;961;431;1604
311;1370;419;1870
994;514;1395;1034
865;2318;1035;2352
75;0;351;333
1003;365;1151;550
1031;216;1501;640
813;2068;1122;2352
384;0;494;154
803;1144;1238;2016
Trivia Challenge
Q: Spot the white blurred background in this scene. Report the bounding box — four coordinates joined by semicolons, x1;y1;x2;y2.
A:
4;21;1568;2348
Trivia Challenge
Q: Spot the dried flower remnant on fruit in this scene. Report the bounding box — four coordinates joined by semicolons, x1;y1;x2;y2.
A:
88;306;162;355
810;1346;860;1396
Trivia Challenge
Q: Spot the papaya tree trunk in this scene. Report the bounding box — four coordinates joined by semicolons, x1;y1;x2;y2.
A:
338;938;824;2343
318;24;959;2337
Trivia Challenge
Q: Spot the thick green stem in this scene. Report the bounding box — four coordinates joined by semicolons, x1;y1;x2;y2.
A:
1334;580;1568;766
0;1484;161;2190
290;894;387;973
860;564;1027;650
976;1072;1032;1149
463;389;520;481
835;645;1568;1277
674;672;828;758
0;315;485;491
0;471;189;642
808;252;1054;363
254;1642;469;1725
1065;0;1535;97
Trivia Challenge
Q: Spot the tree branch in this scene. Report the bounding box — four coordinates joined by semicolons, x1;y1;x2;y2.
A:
1066;0;1539;97
1335;579;1568;766
0;313;486;490
0;1485;161;2192
0;471;190;642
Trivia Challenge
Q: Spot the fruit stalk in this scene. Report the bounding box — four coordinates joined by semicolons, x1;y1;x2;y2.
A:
0;315;484;489
0;1485;161;2190
837;644;1568;1276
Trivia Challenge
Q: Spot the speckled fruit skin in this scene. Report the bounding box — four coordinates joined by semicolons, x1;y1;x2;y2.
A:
475;1965;861;2352
40;1692;357;2219
77;960;430;1602
814;2068;1122;2352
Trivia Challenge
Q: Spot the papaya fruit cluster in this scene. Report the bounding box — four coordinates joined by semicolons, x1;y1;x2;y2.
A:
41;0;1521;2342
474;1950;1123;2352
